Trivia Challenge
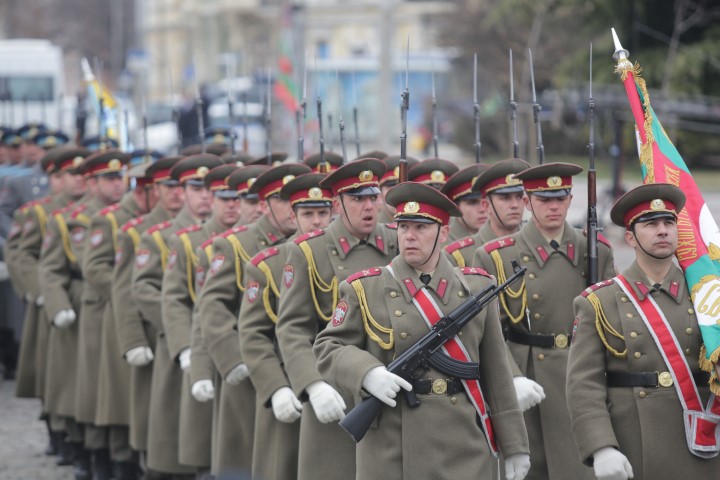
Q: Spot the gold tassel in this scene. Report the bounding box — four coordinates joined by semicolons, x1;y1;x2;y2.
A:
451;250;466;268
299;241;338;322
226;235;251;292
587;292;627;358
491;250;527;324
127;227;141;252
351;279;393;350
151;230;169;271
256;260;280;324
55;214;78;264
33;204;48;240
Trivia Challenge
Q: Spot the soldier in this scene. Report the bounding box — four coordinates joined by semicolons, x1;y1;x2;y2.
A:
567;183;720;479
85;157;160;480
238;173;334;480
406;157;458;190
39;148;100;479
132;155;222;478
275;158;398;479
198;161;308;474
445;158;529;268
161;160;238;478
439;163;490;243
314;182;531;480
376;155;419;224
113;156;184;473
472;162;615;480
302;151;343;173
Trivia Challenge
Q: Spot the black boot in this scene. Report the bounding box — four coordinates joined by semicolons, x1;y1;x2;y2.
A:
92;448;112;480
115;461;142;480
56;436;76;466
45;424;62;456
74;446;92;480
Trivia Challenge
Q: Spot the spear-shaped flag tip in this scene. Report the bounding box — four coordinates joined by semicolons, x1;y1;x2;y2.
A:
611;27;629;61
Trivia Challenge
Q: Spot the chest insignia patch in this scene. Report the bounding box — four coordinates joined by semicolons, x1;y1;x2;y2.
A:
333;301;349;327
135;249;151;268
283;264;294;289
246;281;260;303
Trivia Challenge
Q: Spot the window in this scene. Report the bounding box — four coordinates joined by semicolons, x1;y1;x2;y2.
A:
0;76;55;101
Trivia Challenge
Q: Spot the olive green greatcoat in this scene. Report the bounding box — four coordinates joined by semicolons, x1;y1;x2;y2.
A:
445;221;504;268
568;261;720;478
276;219;397;480
162;216;226;468
40;194;104;419
131;207;197;474
446;215;476;244
198;214;287;474
86;194;145;427
314;254;530;480
472;220;615;480
112;205;172;451
238;237;300;480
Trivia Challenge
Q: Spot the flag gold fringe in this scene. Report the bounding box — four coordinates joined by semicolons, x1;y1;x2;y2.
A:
699;345;720;395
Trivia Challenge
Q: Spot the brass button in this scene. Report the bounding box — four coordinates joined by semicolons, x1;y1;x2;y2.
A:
338;265;345;270
260;240;267;246
394;310;402;317
621;296;628;303
626;313;633;318
390;291;398;298
332;249;338;256
630;332;638;339
529;273;536;279
457;331;463;337
533;313;541;320
450;396;457;404
523;256;530;262
581;271;586;277
532;293;540;301
639;391;647;399
686;328;693;335
458;291;465;298
399;332;407;340
537;354;545;361
686;348;692;355
634;352;642;359
688;308;694;315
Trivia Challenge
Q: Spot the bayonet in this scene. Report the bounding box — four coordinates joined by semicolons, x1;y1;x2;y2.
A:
93;58;106;149
296;51;307;161
225;58;237;154
587;42;599;285
431;60;438;158
528;49;544;165
336;69;348;163
315;56;328;172
328;112;334;152
167;65;182;153
473;53;481;163
140;73;149;154
265;67;272;161
351;69;360;157
192;58;206;153
509;49;519;158
399;36;410;183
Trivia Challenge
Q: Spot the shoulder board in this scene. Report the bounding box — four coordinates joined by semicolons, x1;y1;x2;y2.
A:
483;236;515;253
148;220;173;234
385;222;398;230
221;225;248;238
293;228;326;244
121;215;146;232
99;204;121;216
445;236;475;253
19;199;40;211
580;279;615;298
460;266;491;277
70;204;88;219
53;203;75;216
38;196;52;205
347;267;383;284
251;246;280;267
200;235;217;249
176;223;202;236
598;232;612;248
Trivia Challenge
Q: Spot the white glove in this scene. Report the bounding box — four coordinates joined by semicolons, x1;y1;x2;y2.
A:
505;453;531;480
513;376;545;411
306;380;346;423
361;366;412;407
125;346;154;367
191;379;215;402
271;386;303;423
178;348;191;371
35;295;44;307
52;309;76;328
225;363;250;385
593;447;634;480
0;261;9;281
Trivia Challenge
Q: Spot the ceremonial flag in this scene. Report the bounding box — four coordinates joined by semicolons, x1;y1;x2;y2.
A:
81;58;120;144
613;30;720;393
274;6;300;113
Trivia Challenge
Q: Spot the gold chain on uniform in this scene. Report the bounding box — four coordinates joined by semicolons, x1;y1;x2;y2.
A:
255;260;280;323
586;291;627;358
151;230;170;271
350;279;393;350
491;250;527;323
225;235;251;293
299;240;338;322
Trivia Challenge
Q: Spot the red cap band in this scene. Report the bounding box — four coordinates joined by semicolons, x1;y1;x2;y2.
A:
394;201;451;225
623;199;677;229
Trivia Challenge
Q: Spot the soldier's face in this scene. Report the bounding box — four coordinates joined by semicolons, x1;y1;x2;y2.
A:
398;221;449;269
525;193;571;231
64;172;86;198
157;184;185;213
239;197;263;224
96;175;126;204
49;172;65;194
264;196;297;235
335;194;378;238
457;197;487;231
185;184;213;219
293;206;333;233
212;195;241;228
483;192;525;230
379;185;396;217
626;217;678;260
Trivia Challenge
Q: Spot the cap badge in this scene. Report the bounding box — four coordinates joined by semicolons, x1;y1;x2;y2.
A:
359;170;374;182
196;166;210;177
393;166;400;177
404;201;420;214
213;133;226;144
282;175;296;185
108;159;121;170
72;156;84;167
506;174;521;185
430;170;445;182
45;136;58;147
547;176;561;187
247;178;256;188
308;187;323;199
650;199;666;211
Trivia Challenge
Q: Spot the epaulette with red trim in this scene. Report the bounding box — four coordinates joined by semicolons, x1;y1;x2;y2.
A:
460;266;491;277
176;223;202;236
346;267;383;284
582;229;613;248
251;246;280;267
293;228;325;245
580;279;615;298
483;236;515;253
99;203;121;217
200;235;217;249
18;199;38;213
70;203;88;219
220;225;248;238
385;222;398;230
445;236;475;253
52;203;75;216
121;215;146;232
147;220;172;234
